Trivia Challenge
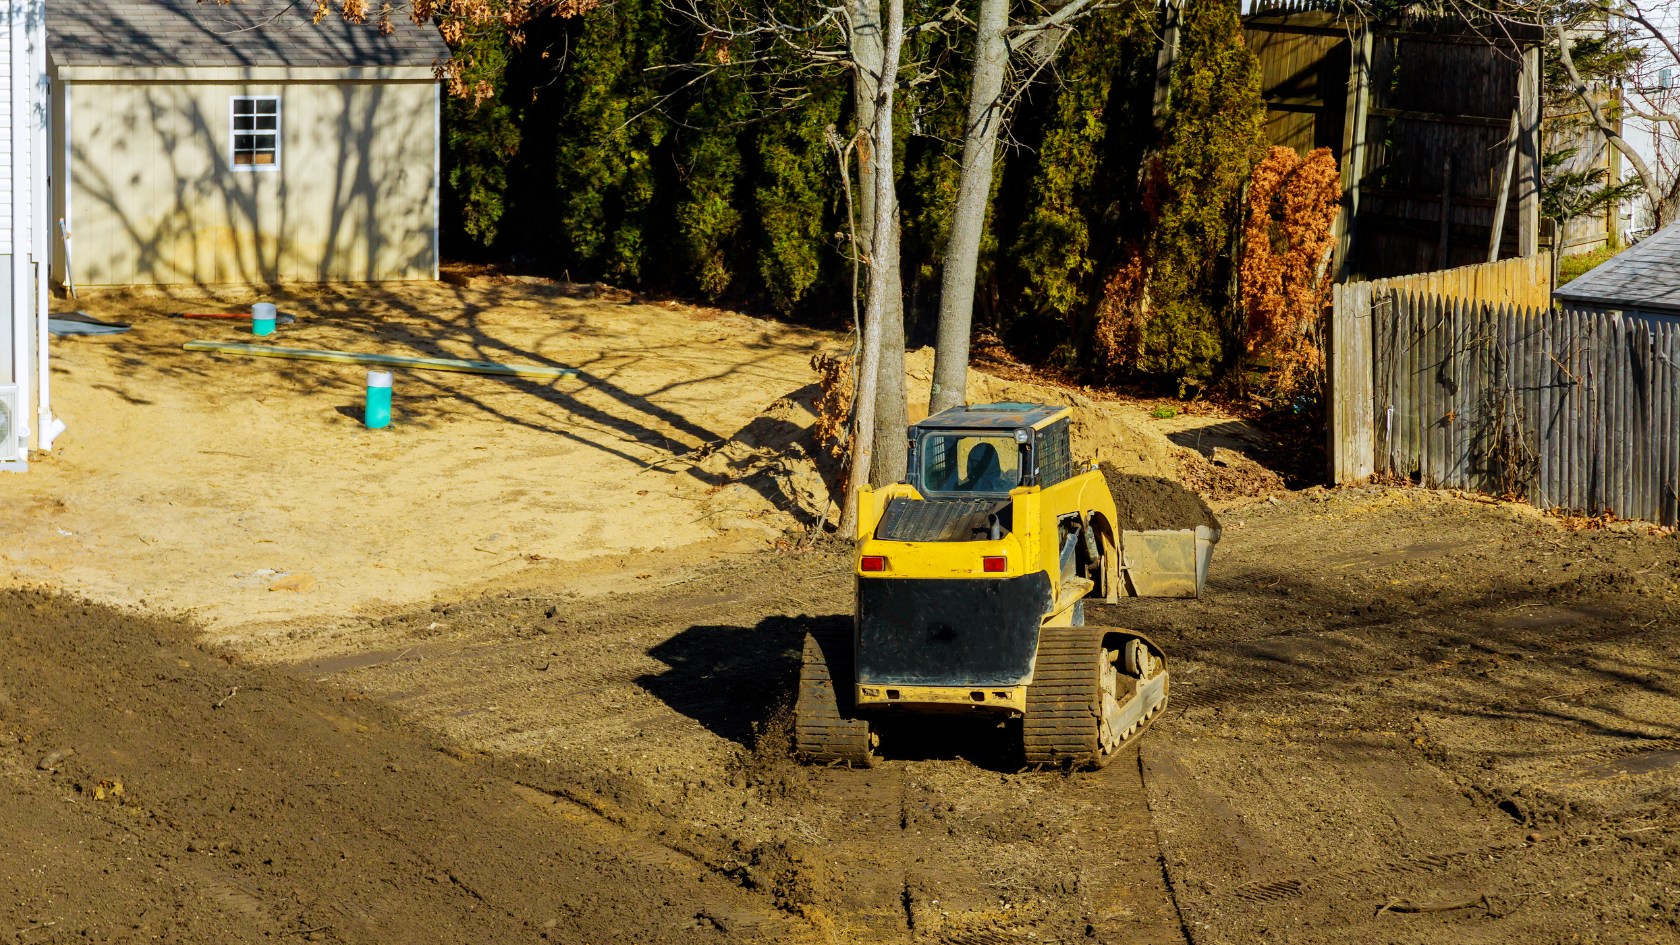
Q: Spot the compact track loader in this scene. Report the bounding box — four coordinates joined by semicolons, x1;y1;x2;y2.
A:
795;403;1217;769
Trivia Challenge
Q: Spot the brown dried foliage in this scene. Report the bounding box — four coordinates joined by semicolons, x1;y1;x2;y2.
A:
1092;241;1149;372
1238;145;1341;396
809;353;853;460
1176;447;1286;500
280;0;601;102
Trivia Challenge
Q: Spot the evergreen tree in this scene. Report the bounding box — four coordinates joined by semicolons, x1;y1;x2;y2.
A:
1139;0;1266;383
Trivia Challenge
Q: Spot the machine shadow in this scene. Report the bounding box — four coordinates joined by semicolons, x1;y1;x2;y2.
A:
636;614;842;748
872;715;1028;772
637;613;1033;772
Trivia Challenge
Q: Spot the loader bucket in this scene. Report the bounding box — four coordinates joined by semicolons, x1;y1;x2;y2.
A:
1119;526;1219;598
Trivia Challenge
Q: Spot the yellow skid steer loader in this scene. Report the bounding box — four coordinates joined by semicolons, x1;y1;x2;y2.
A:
796;403;1217;769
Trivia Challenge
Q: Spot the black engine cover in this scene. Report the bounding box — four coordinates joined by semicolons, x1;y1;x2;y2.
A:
855;574;1052;687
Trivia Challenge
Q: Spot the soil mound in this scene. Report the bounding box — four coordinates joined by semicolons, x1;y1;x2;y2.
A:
1177;447;1287;500
0;587;774;944
902;347;1180;479
1100;463;1220;531
685;347;1195;538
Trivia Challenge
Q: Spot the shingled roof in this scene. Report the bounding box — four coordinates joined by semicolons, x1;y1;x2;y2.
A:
49;0;451;68
1553;221;1680;315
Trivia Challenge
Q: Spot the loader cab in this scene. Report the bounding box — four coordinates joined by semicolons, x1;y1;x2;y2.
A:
908;403;1074;498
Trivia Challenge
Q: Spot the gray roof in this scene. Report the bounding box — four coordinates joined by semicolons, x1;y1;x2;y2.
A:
1553;221;1680;315
50;0;451;68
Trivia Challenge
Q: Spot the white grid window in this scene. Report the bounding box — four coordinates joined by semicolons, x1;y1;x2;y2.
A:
231;96;280;170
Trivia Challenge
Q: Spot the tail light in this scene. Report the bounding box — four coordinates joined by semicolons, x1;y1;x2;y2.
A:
860;556;886;572
982;556;1007;573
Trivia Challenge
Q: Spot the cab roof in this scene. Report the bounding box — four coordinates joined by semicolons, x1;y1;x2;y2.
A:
913;403;1071;432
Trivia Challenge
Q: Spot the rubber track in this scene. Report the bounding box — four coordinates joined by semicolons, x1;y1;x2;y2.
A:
793;629;875;767
1023;625;1103;766
1024;627;1169;768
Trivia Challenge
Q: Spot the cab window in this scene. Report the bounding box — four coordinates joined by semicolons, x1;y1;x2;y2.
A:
921;434;1021;494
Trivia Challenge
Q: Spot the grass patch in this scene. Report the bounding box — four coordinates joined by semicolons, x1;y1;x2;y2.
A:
1558;245;1619;285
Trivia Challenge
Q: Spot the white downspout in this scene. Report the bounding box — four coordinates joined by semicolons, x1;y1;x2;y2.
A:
32;1;59;451
10;0;30;457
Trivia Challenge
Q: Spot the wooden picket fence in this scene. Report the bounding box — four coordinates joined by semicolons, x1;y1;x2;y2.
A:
1331;287;1680;525
1365;253;1553;310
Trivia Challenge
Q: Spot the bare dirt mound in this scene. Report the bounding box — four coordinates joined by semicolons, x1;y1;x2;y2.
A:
673;383;843;536
1101;463;1219;531
0;588;797;944
677;347;1197;537
1177;447;1287;501
902;347;1181;479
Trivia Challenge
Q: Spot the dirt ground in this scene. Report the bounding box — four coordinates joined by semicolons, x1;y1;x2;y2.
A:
5;480;1678;944
5;280;1197;642
7;280;1677;944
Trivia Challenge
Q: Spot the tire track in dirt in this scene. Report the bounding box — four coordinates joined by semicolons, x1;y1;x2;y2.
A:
1122;494;1680;945
270;550;1193;943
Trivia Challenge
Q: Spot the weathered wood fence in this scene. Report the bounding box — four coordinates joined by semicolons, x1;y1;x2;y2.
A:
1366;253;1552;309
1330;286;1680;525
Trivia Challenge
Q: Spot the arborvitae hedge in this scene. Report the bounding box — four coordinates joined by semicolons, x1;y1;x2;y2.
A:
1141;0;1267;382
442;0;1266;385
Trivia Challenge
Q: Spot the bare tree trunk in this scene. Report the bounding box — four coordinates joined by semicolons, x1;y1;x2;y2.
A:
871;226;908;487
838;0;905;535
928;0;1009;416
1557;29;1666;223
849;0;908;488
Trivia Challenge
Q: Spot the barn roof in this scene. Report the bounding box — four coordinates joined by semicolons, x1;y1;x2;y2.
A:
49;0;451;69
1553;221;1680;315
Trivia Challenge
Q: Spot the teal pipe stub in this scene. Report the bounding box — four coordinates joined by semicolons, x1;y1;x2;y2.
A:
252;302;277;337
365;370;392;429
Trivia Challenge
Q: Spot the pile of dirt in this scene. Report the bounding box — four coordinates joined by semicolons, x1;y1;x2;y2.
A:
679;347;1193;537
902;347;1180;479
677;385;843;535
1100;463;1220;531
0;587;792;944
1176;446;1287;500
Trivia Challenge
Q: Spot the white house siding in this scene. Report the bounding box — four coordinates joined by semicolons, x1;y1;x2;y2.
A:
0;12;11;387
0;28;13;257
1622;4;1680;237
57;70;438;285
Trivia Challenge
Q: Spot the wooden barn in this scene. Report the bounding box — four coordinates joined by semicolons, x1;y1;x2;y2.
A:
47;0;449;286
1243;4;1617;281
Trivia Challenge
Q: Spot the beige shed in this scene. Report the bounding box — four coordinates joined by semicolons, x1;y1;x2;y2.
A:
48;0;447;286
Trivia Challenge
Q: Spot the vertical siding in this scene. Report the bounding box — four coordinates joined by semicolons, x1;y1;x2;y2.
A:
66;76;437;285
0;24;11;255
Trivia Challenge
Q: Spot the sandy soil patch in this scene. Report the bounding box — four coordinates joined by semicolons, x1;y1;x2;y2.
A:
4;283;1190;651
4;281;838;637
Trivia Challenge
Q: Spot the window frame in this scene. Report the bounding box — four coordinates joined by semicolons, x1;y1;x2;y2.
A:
914;429;1024;498
230;95;282;172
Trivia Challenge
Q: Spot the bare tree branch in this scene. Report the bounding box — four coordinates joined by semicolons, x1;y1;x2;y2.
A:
1554;23;1667;220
